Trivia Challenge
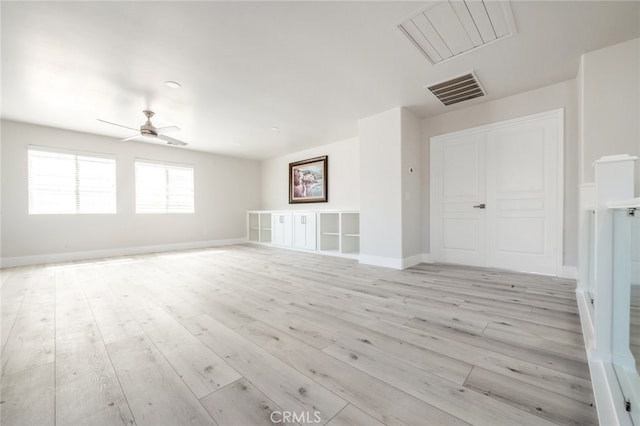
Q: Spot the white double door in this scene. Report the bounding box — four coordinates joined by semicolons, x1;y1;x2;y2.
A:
430;110;562;275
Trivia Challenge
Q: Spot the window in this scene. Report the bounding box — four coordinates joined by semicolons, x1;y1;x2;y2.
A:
135;160;194;213
28;147;116;214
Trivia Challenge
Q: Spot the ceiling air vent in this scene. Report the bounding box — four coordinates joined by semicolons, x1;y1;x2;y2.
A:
426;72;485;106
398;0;516;65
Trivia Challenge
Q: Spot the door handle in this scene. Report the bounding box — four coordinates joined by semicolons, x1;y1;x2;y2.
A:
473;204;486;209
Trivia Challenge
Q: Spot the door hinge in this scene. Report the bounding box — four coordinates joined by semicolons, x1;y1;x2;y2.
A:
627;207;636;217
625;398;631;412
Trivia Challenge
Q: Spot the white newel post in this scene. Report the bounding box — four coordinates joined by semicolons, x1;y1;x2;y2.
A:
592;154;637;360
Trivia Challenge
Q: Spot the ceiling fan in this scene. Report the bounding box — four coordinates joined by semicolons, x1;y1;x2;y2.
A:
98;110;187;147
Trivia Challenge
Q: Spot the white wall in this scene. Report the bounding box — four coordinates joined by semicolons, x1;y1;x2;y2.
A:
359;108;403;266
1;120;261;265
401;108;423;261
421;79;579;267
579;37;640;194
260;137;359;211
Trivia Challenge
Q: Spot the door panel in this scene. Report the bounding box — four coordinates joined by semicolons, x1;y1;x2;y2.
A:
486;117;559;274
443;142;481;199
495;217;545;254
431;133;486;267
443;218;480;251
493;127;545;193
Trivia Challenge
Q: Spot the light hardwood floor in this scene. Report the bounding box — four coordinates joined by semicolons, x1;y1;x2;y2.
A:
1;245;597;426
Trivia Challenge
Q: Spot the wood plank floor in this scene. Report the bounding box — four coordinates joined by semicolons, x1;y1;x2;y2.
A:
0;245;598;426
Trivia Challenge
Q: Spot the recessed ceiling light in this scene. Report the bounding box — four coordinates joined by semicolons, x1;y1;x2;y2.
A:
271;127;280;132
165;81;181;89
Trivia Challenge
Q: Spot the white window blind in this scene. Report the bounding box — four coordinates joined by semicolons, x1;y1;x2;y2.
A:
135;160;194;213
28;147;116;214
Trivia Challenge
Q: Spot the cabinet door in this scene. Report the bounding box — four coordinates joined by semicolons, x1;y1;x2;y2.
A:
272;213;292;247
293;213;317;251
304;214;317;250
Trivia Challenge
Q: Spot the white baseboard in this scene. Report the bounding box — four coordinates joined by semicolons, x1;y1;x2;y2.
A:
401;254;424;269
0;238;248;268
359;253;433;270
359;254;403;269
560;265;578;279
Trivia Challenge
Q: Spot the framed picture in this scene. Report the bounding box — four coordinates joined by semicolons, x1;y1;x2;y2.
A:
289;156;328;204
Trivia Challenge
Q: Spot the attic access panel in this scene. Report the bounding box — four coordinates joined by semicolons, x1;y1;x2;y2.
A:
398;0;517;64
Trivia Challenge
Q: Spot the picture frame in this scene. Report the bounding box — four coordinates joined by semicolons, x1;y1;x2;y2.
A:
289;156;328;204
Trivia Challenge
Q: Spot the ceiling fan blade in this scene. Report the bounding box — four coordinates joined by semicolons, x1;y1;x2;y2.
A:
156;125;180;135
97;118;138;132
158;134;188;147
122;134;141;142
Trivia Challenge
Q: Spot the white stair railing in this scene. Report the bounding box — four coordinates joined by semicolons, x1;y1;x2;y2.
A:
577;154;638;426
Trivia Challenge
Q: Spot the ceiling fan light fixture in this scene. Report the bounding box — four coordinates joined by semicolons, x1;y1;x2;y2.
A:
165;80;182;89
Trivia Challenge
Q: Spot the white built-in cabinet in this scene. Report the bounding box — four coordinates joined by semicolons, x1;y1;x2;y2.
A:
247;210;359;258
272;212;292;247
293;213;317;251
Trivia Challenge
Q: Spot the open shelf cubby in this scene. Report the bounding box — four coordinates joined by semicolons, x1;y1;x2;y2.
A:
319;212;340;252
248;212;260;242
248;211;274;243
340;212;360;254
259;212;272;243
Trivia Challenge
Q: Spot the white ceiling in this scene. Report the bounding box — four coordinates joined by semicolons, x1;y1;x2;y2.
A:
2;1;639;160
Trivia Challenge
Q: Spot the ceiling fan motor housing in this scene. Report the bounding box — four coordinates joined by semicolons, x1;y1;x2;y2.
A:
140;123;157;136
141;110;157;136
